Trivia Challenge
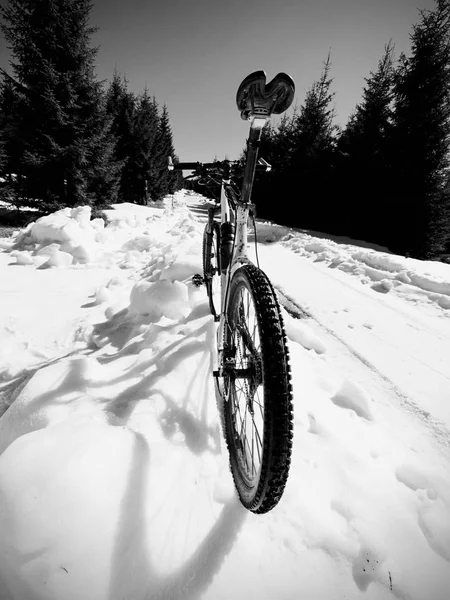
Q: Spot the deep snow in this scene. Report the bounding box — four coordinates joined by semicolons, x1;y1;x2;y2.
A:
0;191;449;600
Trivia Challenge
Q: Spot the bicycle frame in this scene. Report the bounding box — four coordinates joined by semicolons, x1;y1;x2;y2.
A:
216;116;269;362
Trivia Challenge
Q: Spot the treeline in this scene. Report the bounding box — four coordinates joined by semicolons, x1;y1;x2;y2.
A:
0;0;182;213
253;0;450;260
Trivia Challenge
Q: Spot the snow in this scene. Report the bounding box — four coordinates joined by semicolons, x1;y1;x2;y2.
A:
280;229;450;311
0;191;450;600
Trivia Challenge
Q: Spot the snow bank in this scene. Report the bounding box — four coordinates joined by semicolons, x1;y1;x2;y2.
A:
130;279;190;320
9;206;100;267
2;192;197;271
282;231;450;311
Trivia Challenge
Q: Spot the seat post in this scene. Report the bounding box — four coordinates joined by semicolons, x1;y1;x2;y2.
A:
241;118;267;205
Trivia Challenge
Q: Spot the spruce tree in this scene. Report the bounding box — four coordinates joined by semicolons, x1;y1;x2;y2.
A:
0;136;8;203
0;0;120;209
391;0;450;258
0;74;20;203
150;104;178;200
338;42;395;243
105;72;136;202
131;89;159;203
270;113;297;174
289;54;338;230
251;116;295;221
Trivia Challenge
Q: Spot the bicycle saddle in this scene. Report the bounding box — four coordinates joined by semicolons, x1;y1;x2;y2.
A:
236;70;295;121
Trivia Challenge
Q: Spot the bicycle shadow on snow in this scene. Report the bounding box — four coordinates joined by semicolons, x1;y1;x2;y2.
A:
107;430;246;600
97;301;248;599
0;296;248;599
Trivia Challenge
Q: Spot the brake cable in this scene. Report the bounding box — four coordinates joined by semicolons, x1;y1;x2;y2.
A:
251;211;260;269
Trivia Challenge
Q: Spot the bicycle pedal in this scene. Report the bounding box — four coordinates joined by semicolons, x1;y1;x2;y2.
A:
192;274;204;287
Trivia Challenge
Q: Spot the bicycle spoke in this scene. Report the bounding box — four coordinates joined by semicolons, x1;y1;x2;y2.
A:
222;278;266;484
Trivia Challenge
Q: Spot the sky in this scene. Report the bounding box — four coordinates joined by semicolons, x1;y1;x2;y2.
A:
0;193;450;598
0;0;437;161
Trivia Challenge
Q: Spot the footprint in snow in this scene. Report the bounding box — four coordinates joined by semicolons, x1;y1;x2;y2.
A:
395;464;433;493
437;296;450;309
395;464;450;561
352;543;388;592
330;379;373;420
371;279;393;294
307;413;330;436
283;312;327;354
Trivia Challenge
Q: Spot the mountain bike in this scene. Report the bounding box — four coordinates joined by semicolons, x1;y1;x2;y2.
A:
169;71;295;514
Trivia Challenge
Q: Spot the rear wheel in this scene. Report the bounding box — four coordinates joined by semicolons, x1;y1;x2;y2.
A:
222;264;293;514
202;221;221;319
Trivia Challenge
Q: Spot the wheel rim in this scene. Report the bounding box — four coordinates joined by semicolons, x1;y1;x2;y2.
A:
204;226;221;316
209;228;221;313
225;283;264;485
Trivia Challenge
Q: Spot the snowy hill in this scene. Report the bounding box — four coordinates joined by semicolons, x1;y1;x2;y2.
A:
0;191;449;600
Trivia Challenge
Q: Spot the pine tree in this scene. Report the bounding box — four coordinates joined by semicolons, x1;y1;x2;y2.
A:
105;72;136;201
270;113;297;174
289;54;338;230
250;115;296;221
150;104;178;200
338;42;395;243
0;136;8;202
0;74;20;203
0;0;120;209
390;0;450;258
130;89;159;203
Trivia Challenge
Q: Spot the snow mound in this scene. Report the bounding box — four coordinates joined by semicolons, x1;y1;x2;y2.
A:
130;279;190;321
395;463;450;562
9;250;34;265
281;231;450;311
3;192;196;271
331;379;373;420
27;206;95;245
371;279;393;294
10;206;100;267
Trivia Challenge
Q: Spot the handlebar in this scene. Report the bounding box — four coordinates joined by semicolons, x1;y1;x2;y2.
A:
169;161;205;171
168;157;271;174
168;158;237;172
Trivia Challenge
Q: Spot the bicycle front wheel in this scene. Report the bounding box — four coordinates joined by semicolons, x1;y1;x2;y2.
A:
202;221;221;319
222;263;293;514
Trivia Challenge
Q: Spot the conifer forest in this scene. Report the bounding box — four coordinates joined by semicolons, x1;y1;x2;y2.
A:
1;0;450;260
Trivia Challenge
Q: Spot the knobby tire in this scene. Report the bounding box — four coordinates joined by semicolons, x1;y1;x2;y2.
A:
222;263;293;514
202;221;221;319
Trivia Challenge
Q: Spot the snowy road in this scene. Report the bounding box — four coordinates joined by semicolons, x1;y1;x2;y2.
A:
260;244;450;441
191;196;450;445
0;193;449;600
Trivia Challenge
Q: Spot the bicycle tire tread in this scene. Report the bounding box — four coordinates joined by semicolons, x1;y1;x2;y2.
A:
223;263;293;514
202;222;220;318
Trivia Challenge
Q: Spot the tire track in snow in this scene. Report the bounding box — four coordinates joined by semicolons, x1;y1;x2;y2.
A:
276;287;450;454
186;195;450;452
